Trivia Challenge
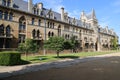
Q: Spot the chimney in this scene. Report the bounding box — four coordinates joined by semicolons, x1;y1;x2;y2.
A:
61;7;64;21
28;0;33;13
37;2;43;10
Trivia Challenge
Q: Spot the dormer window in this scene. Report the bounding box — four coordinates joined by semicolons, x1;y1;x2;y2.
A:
2;0;6;6
34;8;36;14
7;0;11;7
37;9;39;15
2;0;12;7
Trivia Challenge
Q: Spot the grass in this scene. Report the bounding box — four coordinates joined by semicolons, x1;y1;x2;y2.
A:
21;50;120;64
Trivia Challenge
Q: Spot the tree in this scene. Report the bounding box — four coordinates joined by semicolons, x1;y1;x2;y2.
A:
44;36;64;57
70;36;80;53
18;39;39;58
110;38;118;50
63;40;73;50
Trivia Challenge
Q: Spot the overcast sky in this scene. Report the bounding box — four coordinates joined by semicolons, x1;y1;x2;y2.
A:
25;0;120;43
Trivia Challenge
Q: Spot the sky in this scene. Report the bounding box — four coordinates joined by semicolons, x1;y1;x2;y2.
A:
25;0;120;43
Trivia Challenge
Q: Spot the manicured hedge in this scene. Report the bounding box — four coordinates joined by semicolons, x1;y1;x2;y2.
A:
0;51;21;66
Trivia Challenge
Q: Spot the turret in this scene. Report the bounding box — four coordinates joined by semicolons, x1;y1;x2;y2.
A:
80;10;85;22
92;9;96;19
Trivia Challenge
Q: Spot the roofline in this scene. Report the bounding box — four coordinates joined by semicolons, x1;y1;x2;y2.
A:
0;5;93;31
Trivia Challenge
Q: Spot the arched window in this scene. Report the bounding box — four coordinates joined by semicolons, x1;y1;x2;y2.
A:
52;23;54;29
37;30;40;38
38;19;41;26
19;16;26;32
32;29;36;38
48;31;51;37
0;24;4;36
6;25;11;37
68;35;69;39
84;37;87;42
52;32;54;37
4;11;8;20
50;22;52;28
90;43;94;48
32;18;35;25
9;12;13;21
65;34;67;39
0;10;3;19
85;43;89;49
58;25;61;36
19;34;26;43
47;22;49;28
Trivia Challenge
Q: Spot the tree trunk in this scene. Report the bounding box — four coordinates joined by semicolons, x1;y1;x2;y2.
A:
25;51;28;60
56;51;59;58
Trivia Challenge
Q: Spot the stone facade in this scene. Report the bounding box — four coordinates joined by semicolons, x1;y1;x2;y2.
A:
0;0;118;51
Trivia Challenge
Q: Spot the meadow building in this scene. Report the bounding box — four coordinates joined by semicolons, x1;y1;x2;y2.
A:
0;0;118;52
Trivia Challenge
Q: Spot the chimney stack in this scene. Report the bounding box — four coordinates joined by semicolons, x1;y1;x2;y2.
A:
61;7;64;21
28;0;33;13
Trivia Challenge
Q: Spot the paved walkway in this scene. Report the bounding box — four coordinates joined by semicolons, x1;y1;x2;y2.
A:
0;52;120;79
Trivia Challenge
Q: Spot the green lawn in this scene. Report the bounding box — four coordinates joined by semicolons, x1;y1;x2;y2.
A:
21;50;120;64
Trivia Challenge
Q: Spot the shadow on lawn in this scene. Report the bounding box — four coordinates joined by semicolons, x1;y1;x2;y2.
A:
20;60;31;65
54;55;79;59
29;55;79;62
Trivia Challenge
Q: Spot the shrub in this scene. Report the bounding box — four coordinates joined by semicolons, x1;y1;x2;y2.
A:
0;51;21;66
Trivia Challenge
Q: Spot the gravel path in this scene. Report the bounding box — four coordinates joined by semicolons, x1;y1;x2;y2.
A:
0;52;120;80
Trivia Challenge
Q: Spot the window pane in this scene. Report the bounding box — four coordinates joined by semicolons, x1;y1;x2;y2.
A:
4;12;8;20
6;26;11;37
32;18;34;25
0;25;4;36
0;10;3;19
9;13;13;21
38;19;41;26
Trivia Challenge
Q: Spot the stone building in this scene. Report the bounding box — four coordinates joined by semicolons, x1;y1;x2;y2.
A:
0;0;118;52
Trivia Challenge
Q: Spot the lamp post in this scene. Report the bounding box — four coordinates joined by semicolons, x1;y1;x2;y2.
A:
43;15;47;56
